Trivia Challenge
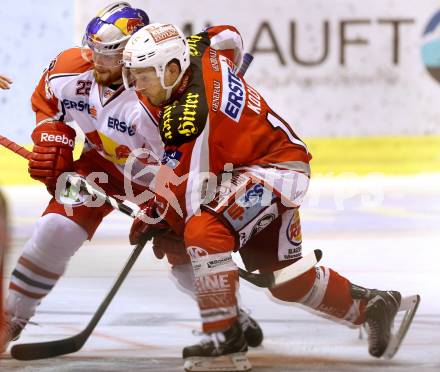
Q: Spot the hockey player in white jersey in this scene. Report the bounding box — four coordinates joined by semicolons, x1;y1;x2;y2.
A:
0;2;262;354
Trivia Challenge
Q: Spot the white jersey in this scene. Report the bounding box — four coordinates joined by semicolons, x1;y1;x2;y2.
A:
31;47;163;186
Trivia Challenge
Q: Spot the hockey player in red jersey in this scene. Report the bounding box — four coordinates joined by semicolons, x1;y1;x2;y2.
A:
0;3;262;354
124;23;418;371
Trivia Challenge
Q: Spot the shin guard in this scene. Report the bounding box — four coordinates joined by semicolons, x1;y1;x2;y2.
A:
188;247;239;333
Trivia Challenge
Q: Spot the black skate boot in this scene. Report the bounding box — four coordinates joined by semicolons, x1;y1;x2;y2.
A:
0;314;27;353
238;308;263;347
351;284;401;358
183;320;251;371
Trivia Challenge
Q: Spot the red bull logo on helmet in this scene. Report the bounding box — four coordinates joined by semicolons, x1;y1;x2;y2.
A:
127;17;145;34
115;17;146;36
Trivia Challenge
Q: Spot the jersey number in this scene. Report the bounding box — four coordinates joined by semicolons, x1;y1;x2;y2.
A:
266;112;308;151
76;80;92;96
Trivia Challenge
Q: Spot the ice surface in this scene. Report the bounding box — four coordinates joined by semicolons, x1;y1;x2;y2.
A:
1;175;439;371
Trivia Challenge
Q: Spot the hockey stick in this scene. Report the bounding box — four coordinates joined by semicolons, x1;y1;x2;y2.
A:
65;174;138;218
238;249;322;288
238;52;254;77
0;135;321;289
0;134;32;160
0;136;136;218
66;175;322;288
11;237;151;360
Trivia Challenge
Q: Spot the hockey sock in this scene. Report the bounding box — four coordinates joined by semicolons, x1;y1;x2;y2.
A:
270;266;366;325
7;213;87;320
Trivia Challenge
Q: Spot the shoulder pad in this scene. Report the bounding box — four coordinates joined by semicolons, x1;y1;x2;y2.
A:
45;48;93;77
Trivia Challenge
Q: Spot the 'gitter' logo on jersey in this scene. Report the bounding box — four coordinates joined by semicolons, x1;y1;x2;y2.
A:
40;133;74;148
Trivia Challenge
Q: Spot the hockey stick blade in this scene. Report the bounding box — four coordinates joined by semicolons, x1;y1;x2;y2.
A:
11;331;86;360
238;249;322;288
11;239;148;360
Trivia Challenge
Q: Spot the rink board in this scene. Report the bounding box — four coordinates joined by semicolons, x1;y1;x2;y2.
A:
1;135;439;186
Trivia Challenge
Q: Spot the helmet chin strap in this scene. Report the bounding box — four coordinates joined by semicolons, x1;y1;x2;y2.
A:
165;87;173;101
161;68;186;103
163;76;182;102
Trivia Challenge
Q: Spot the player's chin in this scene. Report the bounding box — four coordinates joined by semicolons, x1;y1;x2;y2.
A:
140;91;157;106
94;70;117;86
141;91;165;107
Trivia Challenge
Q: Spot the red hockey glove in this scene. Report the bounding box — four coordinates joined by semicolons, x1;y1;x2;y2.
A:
129;199;169;245
28;121;76;192
152;230;187;264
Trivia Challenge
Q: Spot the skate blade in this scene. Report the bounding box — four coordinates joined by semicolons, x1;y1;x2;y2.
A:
383;294;420;359
184;352;252;371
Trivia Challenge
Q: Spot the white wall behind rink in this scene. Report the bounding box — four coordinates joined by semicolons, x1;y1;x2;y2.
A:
75;0;440;137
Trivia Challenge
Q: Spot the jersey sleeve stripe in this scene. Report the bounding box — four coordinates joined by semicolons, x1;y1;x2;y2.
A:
267;161;311;177
48;73;82;82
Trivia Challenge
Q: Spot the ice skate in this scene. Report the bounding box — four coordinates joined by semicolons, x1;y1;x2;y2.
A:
183;321;251;371
238;308;263;348
364;290;401;357
351;283;420;359
0;314;26;353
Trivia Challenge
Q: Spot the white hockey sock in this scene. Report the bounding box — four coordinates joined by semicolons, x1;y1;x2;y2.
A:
6;213;88;321
170;263;195;296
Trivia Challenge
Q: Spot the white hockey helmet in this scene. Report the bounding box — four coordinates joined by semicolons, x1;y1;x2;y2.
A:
122;23;190;94
82;2;149;67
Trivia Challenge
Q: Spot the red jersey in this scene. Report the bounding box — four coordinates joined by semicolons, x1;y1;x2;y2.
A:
152;26;312;234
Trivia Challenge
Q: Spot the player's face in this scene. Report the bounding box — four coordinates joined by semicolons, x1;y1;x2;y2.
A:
130;67;167;106
92;51;123;86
